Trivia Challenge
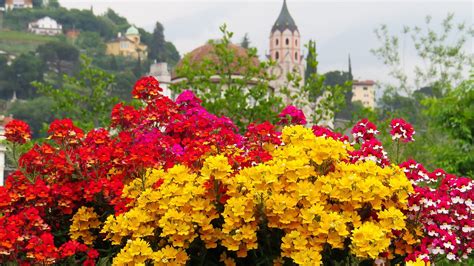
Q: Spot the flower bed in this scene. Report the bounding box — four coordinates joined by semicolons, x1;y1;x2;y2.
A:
0;77;472;265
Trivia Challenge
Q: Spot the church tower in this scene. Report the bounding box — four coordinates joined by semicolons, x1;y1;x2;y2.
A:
269;0;304;99
269;0;303;81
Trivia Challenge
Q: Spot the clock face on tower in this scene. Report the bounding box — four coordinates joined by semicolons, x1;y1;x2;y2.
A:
271;65;283;79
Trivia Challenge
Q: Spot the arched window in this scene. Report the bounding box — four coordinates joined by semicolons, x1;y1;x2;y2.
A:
295;39;298;46
276;51;279;60
295;52;298;60
285;38;289;45
276;39;279;45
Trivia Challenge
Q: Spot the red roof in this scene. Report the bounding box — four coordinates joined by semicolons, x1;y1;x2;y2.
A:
353;80;375;86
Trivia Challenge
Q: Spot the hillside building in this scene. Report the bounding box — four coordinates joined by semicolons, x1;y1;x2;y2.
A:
352;80;376;109
28;16;62;36
106;26;147;59
4;0;32;10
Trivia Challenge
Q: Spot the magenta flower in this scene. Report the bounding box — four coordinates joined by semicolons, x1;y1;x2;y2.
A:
278;105;307;125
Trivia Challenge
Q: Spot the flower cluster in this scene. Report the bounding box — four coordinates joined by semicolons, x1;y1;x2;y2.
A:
4;119;31;144
0;76;471;265
103;125;415;265
132;75;163;101
404;162;473;263
351;118;379;142
69;207;101;245
349;119;390;167
278;105;307;125
390;118;415;142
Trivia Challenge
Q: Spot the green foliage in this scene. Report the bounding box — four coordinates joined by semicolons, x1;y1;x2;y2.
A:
75;31;106;57
0;52;44;99
170;24;282;131
7;96;55;138
372;13;473;95
0;30;58;55
4;7;114;38
146;21;180;67
289;40;350;124
36;40;80;76
33;55;120;130
372;13;473;176
423;74;474;176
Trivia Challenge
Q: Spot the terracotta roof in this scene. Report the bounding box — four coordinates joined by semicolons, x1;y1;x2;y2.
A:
173;42;260;79
353;80;375;86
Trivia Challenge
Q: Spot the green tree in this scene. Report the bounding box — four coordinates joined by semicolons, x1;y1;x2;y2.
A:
2;53;44;99
424;74;474;176
148;21;165;61
145;22;180;66
75;31;106;57
32;0;43;8
288;41;349;125
36;41;80;76
33;55;120;130
304;40;317;86
372;13;473;174
48;0;60;8
170;24;282;131
372;13;473;96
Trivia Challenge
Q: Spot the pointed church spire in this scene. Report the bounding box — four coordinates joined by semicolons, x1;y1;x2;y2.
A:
348;54;353;81
271;0;298;33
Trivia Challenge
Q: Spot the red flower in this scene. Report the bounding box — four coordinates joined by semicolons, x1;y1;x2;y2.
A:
390;118;415;142
48;119;84;145
351;118;379;143
4;119;31;144
132;76;162;101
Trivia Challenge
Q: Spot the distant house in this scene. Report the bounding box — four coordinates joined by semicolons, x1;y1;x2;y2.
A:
28;16;63;36
352;80;376;109
66;28;80;42
106;26;147;59
5;0;33;10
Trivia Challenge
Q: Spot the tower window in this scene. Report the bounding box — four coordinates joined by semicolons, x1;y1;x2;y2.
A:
276;39;279;45
285;38;289;45
295;52;298;60
275;51;279;60
295;39;298;46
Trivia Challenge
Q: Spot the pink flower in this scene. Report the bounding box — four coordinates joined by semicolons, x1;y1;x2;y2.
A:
278;105;307;125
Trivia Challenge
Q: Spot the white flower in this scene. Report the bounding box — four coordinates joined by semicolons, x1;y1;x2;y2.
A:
432;246;444;254
446;253;456;260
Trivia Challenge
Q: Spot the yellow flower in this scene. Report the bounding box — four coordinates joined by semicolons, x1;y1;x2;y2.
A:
406;257;431;266
113;239;154;265
351;222;391;259
69;206;100;245
378;206;406;231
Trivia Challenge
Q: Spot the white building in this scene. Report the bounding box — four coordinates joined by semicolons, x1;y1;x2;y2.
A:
28;16;63;36
352;80;376;109
149;62;172;98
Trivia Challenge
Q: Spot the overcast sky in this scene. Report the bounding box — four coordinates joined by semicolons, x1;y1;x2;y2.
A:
59;0;472;84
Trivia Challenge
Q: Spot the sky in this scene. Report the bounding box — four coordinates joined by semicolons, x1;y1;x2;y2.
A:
59;0;472;85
